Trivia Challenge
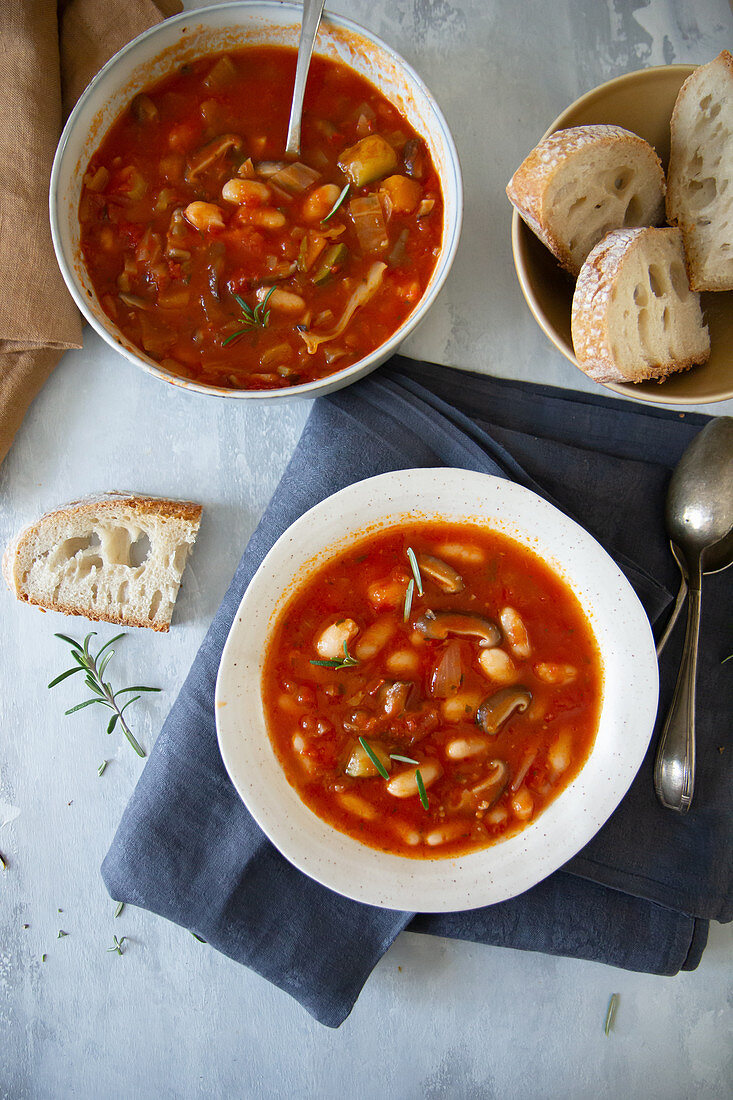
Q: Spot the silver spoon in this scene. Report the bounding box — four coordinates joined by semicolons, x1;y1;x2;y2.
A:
656;538;733;656
654;417;733;813
285;0;326;157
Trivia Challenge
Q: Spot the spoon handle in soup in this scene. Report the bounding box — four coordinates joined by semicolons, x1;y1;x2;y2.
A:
286;0;326;157
653;566;701;813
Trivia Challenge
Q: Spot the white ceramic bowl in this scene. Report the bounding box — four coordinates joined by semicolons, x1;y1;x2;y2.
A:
216;469;659;912
50;1;462;402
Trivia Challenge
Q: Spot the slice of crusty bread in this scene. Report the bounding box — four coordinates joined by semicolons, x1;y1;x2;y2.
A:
571;227;710;384
3;492;202;632
666;50;733;291
507;124;666;275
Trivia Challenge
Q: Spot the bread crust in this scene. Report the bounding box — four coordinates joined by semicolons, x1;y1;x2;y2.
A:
507;124;665;274
3;492;203;632
571;227;709;383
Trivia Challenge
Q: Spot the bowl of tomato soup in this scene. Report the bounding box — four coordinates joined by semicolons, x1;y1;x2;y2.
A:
216;469;659;911
50;2;462;399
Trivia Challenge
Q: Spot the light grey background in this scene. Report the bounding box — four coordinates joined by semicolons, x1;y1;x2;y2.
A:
2;1;732;1097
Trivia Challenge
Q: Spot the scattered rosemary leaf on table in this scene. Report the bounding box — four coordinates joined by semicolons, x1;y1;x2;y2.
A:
415;769;429;811
57;930;67;939
722;653;733;664
98;760;107;777
604;993;619;1035
358;737;390;779
107;935;126;956
403;577;415;622
190;932;207;943
114;902;124;919
406;547;423;595
49;632;161;758
309;640;359;669
0;852;7;871
41;954;47;963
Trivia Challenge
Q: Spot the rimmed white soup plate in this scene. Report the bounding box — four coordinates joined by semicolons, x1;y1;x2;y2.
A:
216;469;659;911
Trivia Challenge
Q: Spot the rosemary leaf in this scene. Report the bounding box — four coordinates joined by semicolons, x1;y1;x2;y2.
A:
65;698;105;715
321;183;349;223
403;578;415;622
0;852;7;871
107;714;119;736
47;667;85;689
107;935;126;956
57;930;68;939
114;902;124;918
358;737;390;779
98;760;108;777
389;754;419;765
406;547;423;595
604;993;619;1035
190;931;207;943
415;768;429;811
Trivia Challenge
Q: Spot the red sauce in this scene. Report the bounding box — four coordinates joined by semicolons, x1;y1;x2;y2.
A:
78;47;443;390
262;523;603;859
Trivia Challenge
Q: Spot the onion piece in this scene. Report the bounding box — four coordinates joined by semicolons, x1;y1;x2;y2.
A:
430;640;464;698
269;162;321;195
348;195;389;253
300;262;386;353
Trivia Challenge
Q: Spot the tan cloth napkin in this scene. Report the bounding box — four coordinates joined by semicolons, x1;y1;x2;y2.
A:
0;0;181;468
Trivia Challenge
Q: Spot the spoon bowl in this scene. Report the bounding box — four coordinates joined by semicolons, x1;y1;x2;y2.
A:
654;417;733;812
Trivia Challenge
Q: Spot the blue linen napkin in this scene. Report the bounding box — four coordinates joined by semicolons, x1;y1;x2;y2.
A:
102;358;732;1028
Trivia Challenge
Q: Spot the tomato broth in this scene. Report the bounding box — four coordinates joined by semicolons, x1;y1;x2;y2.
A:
78;47;443;390
262;523;603;859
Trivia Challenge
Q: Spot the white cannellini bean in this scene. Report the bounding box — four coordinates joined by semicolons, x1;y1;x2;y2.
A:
511;786;534;820
485;805;508;826
249;207;287;229
354;616;396;660
441;691;482;723
336;792;379;820
221;177;271;205
291;732;317;773
315;618;359;659
301;183;342;222
547;728;573;778
277;692;300;715
391;821;422;846
256;286;305;314
478;647;519;684
445;734;491;761
184;201;224;231
500;606;531;658
385;648;420;676
534;661;577;685
434;542;486;566
367;578;405;610
387;759;442;798
425;822;471;846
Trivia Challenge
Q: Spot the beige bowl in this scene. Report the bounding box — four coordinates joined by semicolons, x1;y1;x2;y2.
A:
511;65;733;406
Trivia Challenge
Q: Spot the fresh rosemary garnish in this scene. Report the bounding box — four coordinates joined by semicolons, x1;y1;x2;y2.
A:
406;547;423;596
98;760;107;777
309;640;359;669
604;993;619;1035
321;183;349;223
223;286;276;344
389;754;419;765
0;852;7;871
50;632;161;758
190;931;207;943
107;935;127;956
114;902;124;919
41;954;47;963
403;578;415;622
358;736;390;779
415;768;429;811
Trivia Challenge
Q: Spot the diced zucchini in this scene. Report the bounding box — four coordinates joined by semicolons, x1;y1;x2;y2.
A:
338;135;398;187
312;243;349;285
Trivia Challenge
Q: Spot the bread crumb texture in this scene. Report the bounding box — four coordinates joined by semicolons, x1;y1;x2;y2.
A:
3;492;203;632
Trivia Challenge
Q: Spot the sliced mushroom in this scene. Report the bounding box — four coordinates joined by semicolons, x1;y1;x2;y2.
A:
185;134;244;182
473;759;510;807
375;680;414;718
416;553;464;594
476;687;532;735
415;610;501;647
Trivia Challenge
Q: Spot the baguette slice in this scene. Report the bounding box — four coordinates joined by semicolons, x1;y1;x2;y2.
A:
571;227;710;384
666;49;733;291
507;124;666;275
3;492;202;632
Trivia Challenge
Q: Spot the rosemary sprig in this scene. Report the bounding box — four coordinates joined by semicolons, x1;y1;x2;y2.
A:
49;632;160;758
604;993;619;1035
223;286;276;344
358;737;389;779
107;935;126;956
309;640;359;669
406;547;423;595
415;768;429;811
321;183;349;223
403;578;415;622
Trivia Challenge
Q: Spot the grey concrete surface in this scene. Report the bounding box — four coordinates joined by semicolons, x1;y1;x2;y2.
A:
2;1;732;1097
